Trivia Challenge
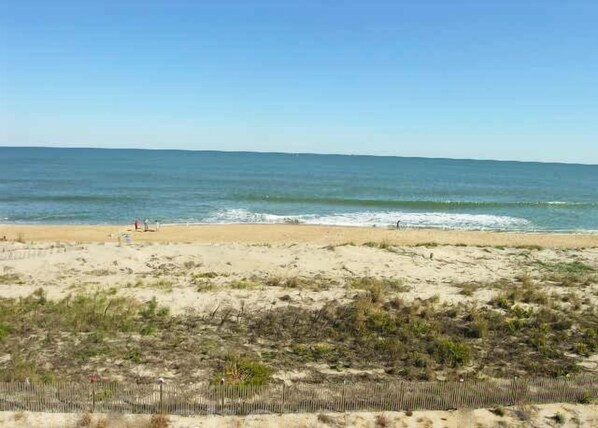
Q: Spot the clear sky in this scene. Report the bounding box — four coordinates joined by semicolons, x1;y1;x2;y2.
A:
1;1;597;164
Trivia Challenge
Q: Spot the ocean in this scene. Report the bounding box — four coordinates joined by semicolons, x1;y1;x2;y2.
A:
1;147;596;232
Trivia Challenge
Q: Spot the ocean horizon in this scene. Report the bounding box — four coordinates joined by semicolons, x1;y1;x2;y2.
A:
5;145;598;166
1;146;597;232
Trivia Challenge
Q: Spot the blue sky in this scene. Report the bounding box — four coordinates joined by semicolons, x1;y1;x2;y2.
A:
1;0;597;163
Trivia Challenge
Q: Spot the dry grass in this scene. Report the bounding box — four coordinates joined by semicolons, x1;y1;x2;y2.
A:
513;405;537;422
76;413;92;427
536;260;597;287
317;413;337;425
375;413;391;427
13;410;26;422
75;413;108;428
1;257;596;385
229;279;260;289
0;273;26;284
1;278;593;384
363;239;395;251
148;414;169;428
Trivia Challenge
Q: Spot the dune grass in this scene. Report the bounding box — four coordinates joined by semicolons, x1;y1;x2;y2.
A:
1;266;596;385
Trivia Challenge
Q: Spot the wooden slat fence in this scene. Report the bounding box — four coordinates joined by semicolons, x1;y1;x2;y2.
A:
0;375;596;416
0;247;68;261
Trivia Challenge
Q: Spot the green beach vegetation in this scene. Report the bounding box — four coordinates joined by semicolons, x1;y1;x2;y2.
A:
1;263;597;385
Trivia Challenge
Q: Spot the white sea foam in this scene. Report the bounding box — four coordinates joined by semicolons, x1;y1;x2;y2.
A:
202;209;532;230
545;201;583;206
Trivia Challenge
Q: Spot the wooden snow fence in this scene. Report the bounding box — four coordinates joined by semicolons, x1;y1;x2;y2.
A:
0;375;596;416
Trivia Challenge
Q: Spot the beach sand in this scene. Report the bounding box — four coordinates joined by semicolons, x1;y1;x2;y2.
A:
1;224;597;426
1;403;598;427
1;225;596;317
1;223;597;247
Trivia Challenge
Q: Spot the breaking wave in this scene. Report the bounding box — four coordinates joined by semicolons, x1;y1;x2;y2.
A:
201;208;532;231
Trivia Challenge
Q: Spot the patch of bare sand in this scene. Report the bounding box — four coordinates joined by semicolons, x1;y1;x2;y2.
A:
1;241;596;315
1;403;597;427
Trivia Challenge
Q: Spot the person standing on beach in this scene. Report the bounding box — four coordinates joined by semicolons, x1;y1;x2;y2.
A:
144;218;149;232
155;220;160;232
134;220;139;231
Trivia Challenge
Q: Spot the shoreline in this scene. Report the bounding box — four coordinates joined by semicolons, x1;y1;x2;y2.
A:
1;223;597;248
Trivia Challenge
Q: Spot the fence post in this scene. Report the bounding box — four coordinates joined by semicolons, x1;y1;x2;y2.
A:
158;378;165;414
90;375;97;413
398;381;405;411
511;377;518;406
281;383;286;413
219;378;225;415
341;380;346;412
457;375;464;409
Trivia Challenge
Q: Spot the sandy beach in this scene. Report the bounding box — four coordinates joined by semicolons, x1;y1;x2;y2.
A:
1;223;597;247
1;224;597;426
0;225;596;315
2;403;598;427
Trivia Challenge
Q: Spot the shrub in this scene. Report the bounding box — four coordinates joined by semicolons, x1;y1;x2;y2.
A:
466;317;489;339
435;339;471;367
490;407;505;417
458;283;476;297
149;414;169;428
579;391;595;404
0;353;52;383
140;297;170;319
554;412;566;425
291;343;313;360
216;354;272;386
491;295;511;309
126;347;143;363
349;277;408;303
